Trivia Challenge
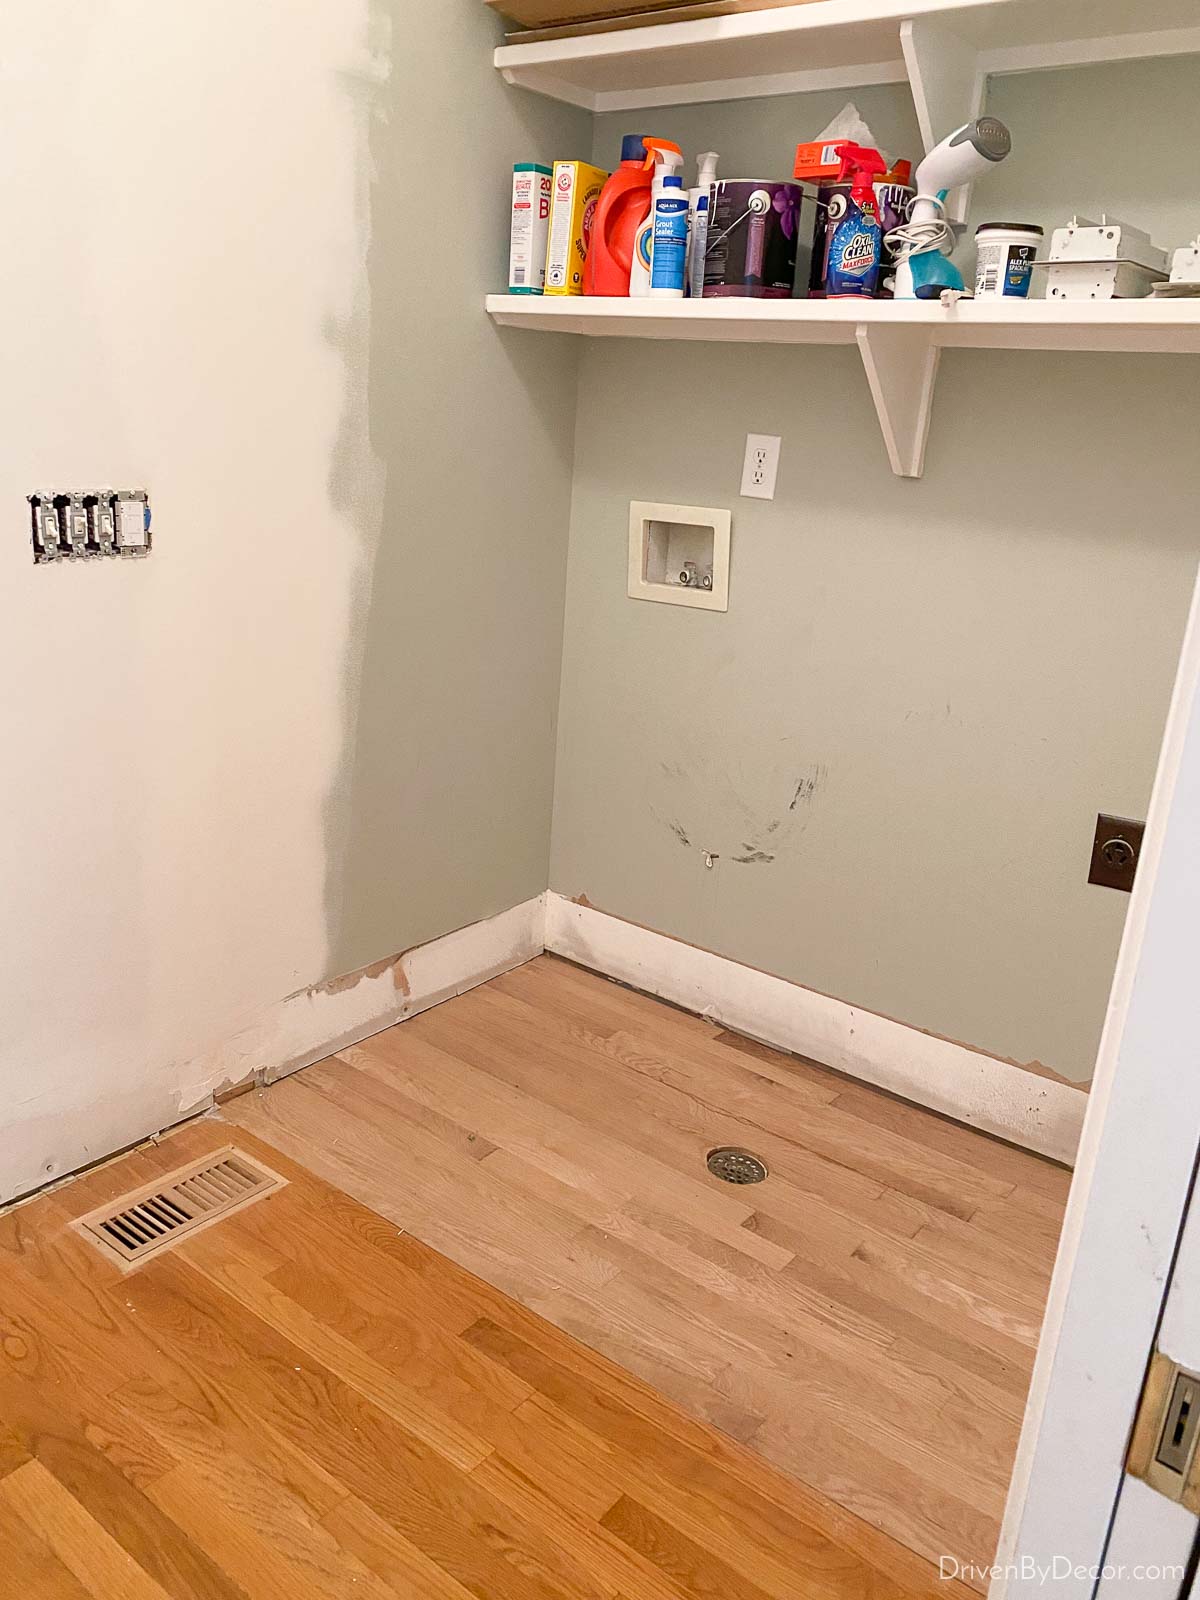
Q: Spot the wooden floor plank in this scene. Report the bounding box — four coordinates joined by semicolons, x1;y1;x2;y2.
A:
0;1458;174;1600
221;954;1065;1583
2;955;1065;1596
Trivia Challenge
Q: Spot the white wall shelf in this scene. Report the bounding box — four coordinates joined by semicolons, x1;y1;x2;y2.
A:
494;0;1200;115
486;294;1200;477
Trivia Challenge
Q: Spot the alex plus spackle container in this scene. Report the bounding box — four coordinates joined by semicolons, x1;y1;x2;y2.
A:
974;223;1043;299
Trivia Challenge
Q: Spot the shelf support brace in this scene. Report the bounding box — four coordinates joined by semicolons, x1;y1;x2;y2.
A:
855;324;940;479
901;19;987;223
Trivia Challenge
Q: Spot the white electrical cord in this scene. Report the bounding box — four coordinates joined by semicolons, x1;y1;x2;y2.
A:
883;191;954;263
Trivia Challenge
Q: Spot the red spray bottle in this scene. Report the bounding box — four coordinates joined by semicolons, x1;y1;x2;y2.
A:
824;142;887;298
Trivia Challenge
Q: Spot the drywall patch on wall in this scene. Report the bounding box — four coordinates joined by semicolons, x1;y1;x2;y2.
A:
1;896;545;1207
544;894;1086;1163
0;3;401;1209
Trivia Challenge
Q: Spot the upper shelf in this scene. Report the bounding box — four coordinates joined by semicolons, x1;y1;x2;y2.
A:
486;295;1200;479
485;294;1200;355
494;0;1200;111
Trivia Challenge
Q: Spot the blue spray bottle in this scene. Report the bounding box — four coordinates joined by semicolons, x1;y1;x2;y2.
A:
825;143;887;298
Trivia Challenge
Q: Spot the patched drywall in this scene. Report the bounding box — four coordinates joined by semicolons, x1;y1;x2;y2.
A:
326;2;591;971
548;64;1200;1084
0;2;586;1203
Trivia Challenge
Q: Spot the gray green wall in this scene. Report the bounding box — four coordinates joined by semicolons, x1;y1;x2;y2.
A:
548;61;1200;1082
328;1;591;971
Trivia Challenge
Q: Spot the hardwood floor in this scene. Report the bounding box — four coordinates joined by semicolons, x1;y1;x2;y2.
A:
218;954;1070;1586
0;1119;974;1600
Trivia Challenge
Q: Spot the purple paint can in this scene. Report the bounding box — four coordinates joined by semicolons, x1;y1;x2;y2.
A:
701;179;818;298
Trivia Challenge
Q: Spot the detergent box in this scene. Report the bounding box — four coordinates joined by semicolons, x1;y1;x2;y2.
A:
509;163;553;294
545;160;610;295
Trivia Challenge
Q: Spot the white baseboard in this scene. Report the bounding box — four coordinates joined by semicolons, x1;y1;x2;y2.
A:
543;893;1086;1165
185;893;549;1104
2;895;546;1207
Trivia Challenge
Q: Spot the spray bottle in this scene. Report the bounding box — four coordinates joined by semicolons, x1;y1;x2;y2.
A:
630;139;684;297
824;143;887;298
687;151;719;298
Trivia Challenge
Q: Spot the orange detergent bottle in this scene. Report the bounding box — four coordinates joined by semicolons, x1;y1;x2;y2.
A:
584;134;652;296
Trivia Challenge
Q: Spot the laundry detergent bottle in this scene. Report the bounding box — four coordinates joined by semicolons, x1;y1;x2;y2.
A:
584;134;651;297
825;142;887;298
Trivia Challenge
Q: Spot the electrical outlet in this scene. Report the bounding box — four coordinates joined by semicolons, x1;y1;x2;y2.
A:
740;434;781;500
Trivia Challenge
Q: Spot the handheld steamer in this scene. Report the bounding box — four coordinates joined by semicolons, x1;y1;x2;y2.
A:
889;117;1011;299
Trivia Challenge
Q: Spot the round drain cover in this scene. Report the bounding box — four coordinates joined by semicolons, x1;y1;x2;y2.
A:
706;1147;768;1185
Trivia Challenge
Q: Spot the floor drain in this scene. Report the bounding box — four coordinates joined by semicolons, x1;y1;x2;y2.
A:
707;1147;768;1185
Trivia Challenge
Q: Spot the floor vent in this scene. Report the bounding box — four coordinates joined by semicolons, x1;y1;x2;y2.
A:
73;1146;285;1268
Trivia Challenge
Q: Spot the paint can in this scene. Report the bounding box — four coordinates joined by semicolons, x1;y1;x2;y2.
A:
702;180;817;298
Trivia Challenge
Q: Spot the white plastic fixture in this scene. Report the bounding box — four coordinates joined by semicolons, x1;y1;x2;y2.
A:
628;501;731;612
741;434;781;500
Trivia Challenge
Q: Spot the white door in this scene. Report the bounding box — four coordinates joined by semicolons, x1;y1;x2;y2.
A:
995;560;1200;1598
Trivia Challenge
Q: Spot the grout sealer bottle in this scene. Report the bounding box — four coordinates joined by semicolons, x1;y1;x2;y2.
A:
824;142;887;298
630;139;684;297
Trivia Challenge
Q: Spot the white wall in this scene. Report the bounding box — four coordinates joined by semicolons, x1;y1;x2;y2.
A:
0;1;587;1203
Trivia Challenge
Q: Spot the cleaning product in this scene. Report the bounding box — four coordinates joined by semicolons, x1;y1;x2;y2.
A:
687;151;719;298
583;134;650;297
630;139;685;296
875;159;915;299
508;163;553;294
824;143;886;298
546;160;610;295
649;175;690;297
888;118;1012;300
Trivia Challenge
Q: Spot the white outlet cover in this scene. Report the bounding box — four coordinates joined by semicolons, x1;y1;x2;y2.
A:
740;433;781;500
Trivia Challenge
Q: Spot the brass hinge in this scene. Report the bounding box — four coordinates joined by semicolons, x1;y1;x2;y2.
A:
1127;1351;1200;1508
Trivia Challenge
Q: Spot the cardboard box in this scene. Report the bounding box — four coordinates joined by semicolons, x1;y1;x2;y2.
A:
488;0;822;33
546;161;610;295
489;0;697;26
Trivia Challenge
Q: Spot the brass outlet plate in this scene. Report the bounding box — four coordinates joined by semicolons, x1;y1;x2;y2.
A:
1089;813;1144;892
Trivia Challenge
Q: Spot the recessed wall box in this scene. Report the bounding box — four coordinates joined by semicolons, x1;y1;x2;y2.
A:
627;501;730;612
28;488;151;564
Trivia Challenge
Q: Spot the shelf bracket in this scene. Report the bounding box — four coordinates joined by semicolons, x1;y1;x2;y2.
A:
901;19;987;223
855;323;940;479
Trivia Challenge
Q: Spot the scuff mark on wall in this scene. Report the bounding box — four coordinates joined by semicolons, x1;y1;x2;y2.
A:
788;767;827;811
647;748;828;872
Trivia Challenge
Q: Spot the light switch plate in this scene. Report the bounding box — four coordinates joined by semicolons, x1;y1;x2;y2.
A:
740;433;781;500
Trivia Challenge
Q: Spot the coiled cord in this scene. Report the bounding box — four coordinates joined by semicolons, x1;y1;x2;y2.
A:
883;191;954;262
